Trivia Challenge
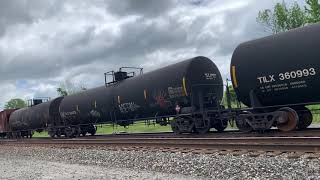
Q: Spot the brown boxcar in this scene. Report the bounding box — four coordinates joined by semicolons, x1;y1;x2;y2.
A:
0;109;16;137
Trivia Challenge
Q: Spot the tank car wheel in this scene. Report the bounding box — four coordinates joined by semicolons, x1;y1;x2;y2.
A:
48;131;56;138
7;132;12;139
236;112;253;132
236;119;252;132
15;132;19;139
11;132;16;139
71;126;81;138
27;131;33;138
8;132;14;139
81;131;87;137
170;120;181;134
56;133;61;138
65;127;74;138
294;106;312;129
173;116;194;133
16;132;22;139
88;125;97;136
56;129;62;138
276;107;299;132
213;120;228;132
29;133;33;138
194;118;211;134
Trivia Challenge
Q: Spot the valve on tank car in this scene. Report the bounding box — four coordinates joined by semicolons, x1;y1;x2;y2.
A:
27;97;50;107
104;67;143;85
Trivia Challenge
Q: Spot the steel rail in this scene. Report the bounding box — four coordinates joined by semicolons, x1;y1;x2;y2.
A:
76;129;320;140
1;136;320;153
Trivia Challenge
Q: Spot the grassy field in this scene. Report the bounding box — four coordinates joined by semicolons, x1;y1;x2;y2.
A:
96;121;172;134
33;121;172;137
307;104;320;123
33;131;49;137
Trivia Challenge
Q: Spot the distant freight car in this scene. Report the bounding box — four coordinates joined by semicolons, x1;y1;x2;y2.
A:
6;97;82;138
231;23;320;131
0;109;15;138
8;102;50;138
53;56;225;137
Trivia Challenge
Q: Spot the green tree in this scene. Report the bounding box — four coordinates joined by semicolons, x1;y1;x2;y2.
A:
257;0;320;34
305;0;320;23
4;98;27;109
222;85;238;108
56;80;87;96
57;87;68;96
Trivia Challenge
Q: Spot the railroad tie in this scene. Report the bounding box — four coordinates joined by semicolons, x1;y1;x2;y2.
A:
248;150;264;157
230;150;247;156
305;153;320;159
218;150;232;155
266;151;283;157
287;152;303;159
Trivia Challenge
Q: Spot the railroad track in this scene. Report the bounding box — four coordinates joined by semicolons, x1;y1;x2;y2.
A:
79;127;320;139
2;129;320;158
1;136;320;155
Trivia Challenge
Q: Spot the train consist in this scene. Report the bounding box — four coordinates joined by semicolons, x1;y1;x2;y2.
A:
0;23;319;138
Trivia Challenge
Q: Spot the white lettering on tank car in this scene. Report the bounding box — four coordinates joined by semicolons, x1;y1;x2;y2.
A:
61;111;77;118
290;80;308;89
204;73;216;80
279;68;316;80
257;68;316;84
90;110;101;118
119;102;140;114
257;75;275;84
168;87;184;98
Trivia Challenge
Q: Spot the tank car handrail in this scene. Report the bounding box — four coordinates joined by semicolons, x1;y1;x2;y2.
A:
119;67;143;75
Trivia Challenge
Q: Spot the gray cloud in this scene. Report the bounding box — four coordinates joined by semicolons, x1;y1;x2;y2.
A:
0;0;293;109
0;1;63;36
105;0;174;17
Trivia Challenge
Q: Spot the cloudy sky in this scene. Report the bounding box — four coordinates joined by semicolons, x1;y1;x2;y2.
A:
0;0;297;109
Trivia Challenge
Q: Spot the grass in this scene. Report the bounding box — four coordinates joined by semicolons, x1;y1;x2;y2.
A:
33;131;48;137
307;104;320;124
33;121;172;137
96;121;172;134
307;104;320;111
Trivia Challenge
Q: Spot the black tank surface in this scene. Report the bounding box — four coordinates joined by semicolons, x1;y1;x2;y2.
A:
231;23;320;107
59;86;112;125
59;56;223;126
8;97;63;131
9;101;51;131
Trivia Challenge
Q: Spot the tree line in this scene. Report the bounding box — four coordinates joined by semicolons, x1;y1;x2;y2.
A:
4;80;86;109
257;0;320;33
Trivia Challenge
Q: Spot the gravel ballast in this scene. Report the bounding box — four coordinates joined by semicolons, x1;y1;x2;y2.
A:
0;146;319;179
